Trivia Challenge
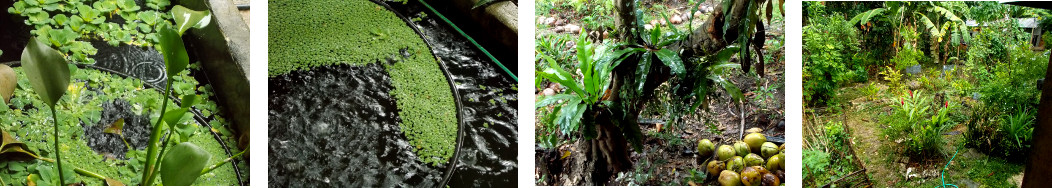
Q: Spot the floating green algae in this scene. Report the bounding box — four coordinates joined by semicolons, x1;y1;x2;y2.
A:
268;0;458;165
0;66;242;186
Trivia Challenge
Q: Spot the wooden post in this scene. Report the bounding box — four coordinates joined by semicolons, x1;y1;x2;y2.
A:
1023;51;1052;187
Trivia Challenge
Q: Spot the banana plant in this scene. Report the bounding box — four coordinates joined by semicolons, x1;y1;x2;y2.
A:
21;37;72;185
139;5;215;186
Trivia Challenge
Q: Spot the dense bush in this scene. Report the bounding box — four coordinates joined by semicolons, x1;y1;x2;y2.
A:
803;3;861;105
882;90;954;158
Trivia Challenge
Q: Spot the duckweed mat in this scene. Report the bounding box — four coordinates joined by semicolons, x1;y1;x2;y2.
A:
269;0;458;166
0;66;244;186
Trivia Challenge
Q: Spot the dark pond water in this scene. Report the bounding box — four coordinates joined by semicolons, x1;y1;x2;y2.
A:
268;64;445;187
389;2;520;187
267;1;518;187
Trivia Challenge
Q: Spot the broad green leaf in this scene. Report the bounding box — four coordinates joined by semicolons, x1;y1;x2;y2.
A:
556;100;585;135
711;75;744;103
538;54;585;97
160;142;210;186
162;107;190;130
170;5;211;35
536;94;579;108
0;64;14;104
179;94;200;108
655;49;685;76
636;52;653;91
714;46;741;64
21;37;70;107
610;48;646;69
158;26;189;78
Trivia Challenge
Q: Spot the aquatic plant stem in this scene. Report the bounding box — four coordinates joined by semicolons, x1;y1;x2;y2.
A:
38;157;106;180
146;129;175;184
201;148;247;175
415;0;518;81
141;81;173;185
50;106;65;186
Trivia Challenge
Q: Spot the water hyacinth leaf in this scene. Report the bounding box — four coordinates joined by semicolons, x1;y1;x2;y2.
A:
103;119;125;136
170;5;211;35
162;107;190;130
160;142;210;186
157;26;189;78
21;37;70;107
179;94;200;109
0;64;15;104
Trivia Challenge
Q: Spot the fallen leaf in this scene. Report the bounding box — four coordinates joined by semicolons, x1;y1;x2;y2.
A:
105;178;125;186
103;119;125;136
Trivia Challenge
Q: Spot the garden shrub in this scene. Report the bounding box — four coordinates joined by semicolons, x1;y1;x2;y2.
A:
803;3;861;105
878;66;904;95
893;27;923;70
802;149;830;184
999;109;1034;156
882;89;953;158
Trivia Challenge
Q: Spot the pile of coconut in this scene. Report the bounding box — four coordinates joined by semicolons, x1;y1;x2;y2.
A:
697;133;784;186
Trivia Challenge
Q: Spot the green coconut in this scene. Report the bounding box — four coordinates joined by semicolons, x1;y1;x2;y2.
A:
744;133;766;153
761;142;779;158
778;153;785;170
761;172;781;186
697;139;714;159
727;156;745;172
717;145;735;161
740;166;766;186
733;141;750;157
766;154;783;171
718;170;743;186
744;153;765;167
707;160;726;176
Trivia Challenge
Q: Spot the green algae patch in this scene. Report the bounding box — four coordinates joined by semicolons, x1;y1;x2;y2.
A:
0;66;242;186
269;0;458;165
268;0;421;76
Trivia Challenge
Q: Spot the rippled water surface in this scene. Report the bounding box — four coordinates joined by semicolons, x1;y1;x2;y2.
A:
267;1;518;187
